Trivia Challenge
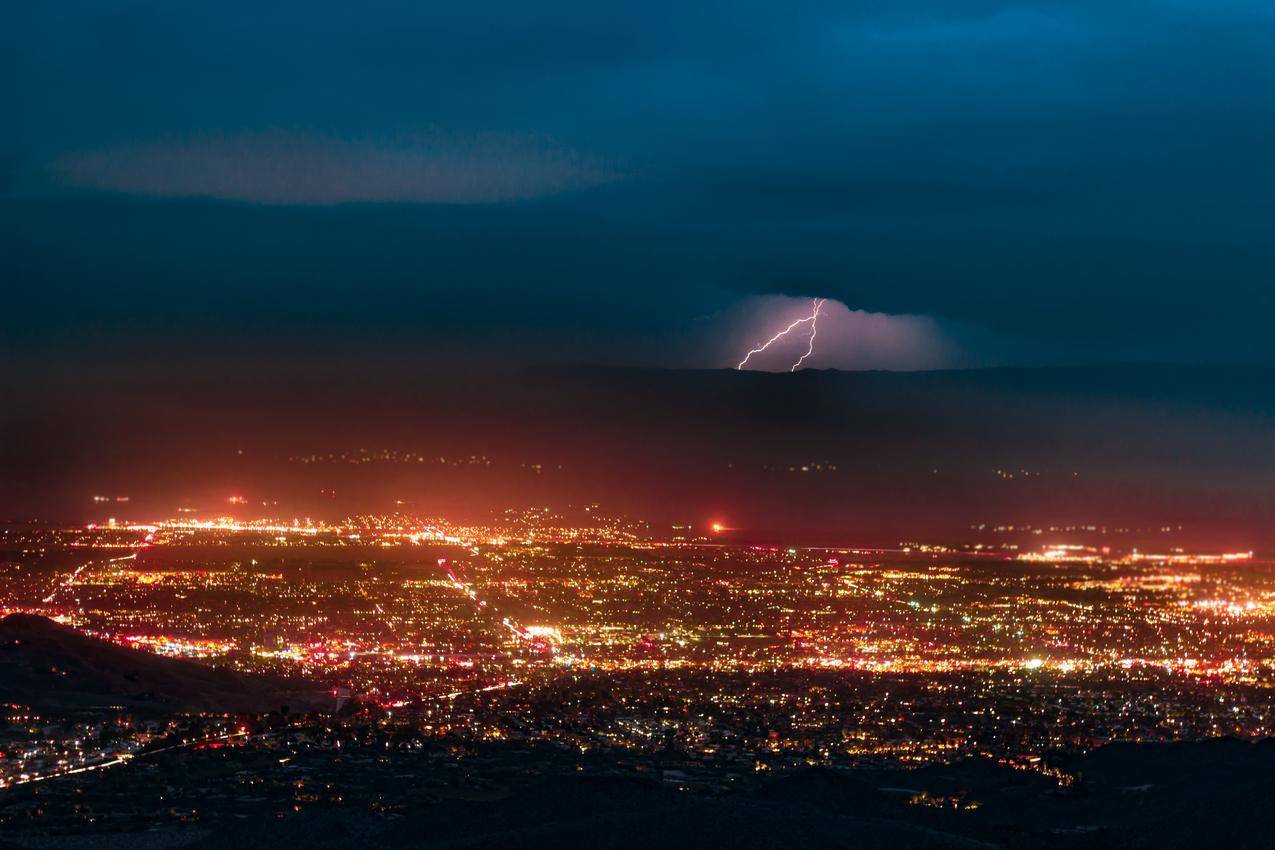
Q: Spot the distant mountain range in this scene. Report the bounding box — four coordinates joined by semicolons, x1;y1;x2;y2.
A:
0;614;329;713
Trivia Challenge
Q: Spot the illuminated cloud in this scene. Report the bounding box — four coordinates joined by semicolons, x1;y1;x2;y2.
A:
53;131;617;205
723;295;1001;371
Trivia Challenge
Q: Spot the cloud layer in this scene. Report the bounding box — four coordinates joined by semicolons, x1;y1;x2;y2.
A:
54;132;616;204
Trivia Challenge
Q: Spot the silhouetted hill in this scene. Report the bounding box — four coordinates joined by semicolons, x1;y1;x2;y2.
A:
0;614;329;713
186;772;984;850
163;740;1275;849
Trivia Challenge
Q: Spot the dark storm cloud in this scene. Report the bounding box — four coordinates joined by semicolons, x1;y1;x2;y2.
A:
2;0;1273;365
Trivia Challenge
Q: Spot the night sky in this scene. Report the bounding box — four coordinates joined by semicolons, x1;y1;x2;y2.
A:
4;1;1273;371
3;2;1274;532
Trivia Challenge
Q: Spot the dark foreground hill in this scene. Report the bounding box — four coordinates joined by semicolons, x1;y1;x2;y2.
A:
0;614;329;713
4;715;1273;848
169;738;1275;850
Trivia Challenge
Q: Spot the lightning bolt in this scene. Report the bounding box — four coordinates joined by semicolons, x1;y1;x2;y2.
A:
791;298;825;371
736;297;826;371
